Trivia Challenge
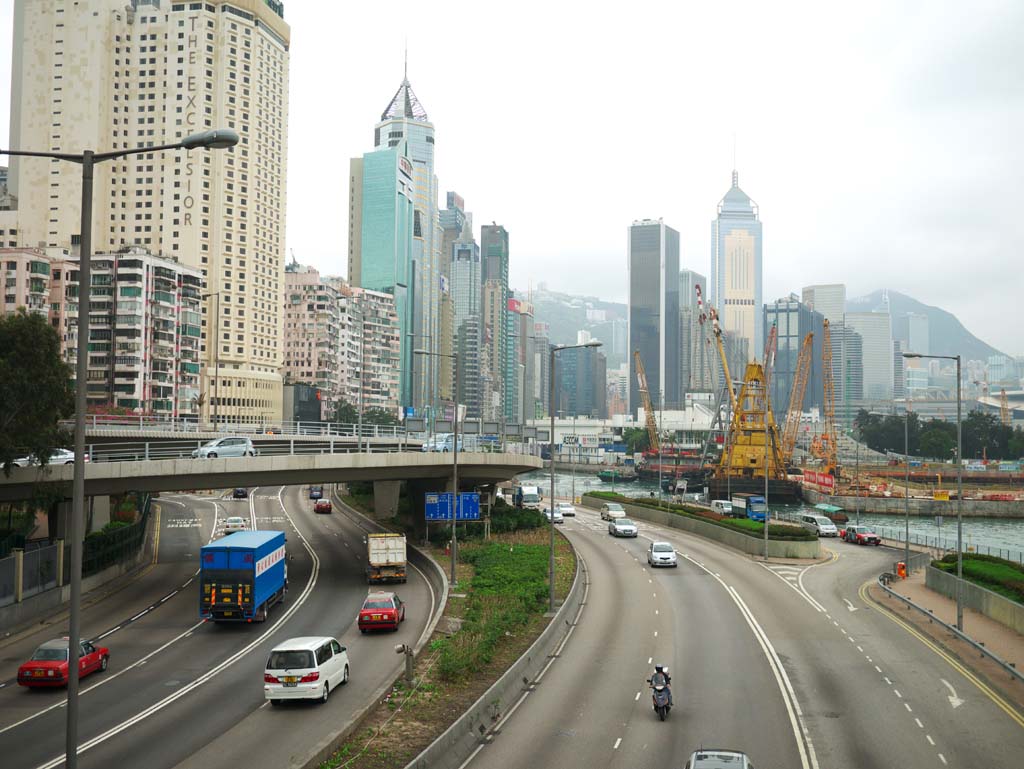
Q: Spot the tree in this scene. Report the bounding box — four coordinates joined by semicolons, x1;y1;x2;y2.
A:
1009;429;1024;460
919;428;954;460
0;310;74;474
363;407;399;426
331;398;358;424
622;427;650;454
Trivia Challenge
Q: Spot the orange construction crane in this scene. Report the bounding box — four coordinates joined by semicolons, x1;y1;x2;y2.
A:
633;350;660;453
1000;389;1011;426
813;319;839;478
781;332;814;464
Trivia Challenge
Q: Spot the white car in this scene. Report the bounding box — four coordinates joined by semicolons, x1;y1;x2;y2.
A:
223;516;247;534
647;541;678;567
555;501;576;517
608;518;638;537
800;514;838;537
600;502;626;521
264;636;349;705
543;507;564;524
9;448;88;467
191;436;257;459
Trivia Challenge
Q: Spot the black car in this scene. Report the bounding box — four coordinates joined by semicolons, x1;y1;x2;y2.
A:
233;488;248;499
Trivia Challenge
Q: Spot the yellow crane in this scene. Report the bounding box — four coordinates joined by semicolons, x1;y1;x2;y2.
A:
812;319;839;478
708;305;738;414
715;361;787;481
781;332;814;464
633;350;660;453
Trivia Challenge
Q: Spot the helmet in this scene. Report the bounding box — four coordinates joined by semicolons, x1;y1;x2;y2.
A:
654;664;664;673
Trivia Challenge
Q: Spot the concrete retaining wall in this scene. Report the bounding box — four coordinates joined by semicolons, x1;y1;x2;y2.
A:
925;565;1024;635
582;495;820;559
405;540;585;769
803;488;1024;518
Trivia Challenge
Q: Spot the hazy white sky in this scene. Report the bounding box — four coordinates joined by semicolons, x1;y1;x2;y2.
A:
1;0;1021;354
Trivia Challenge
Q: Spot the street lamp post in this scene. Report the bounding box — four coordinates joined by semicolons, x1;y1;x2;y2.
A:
1;128;238;769
549;341;602;612
415;349;459;585
904;402;911;569
904;352;963;629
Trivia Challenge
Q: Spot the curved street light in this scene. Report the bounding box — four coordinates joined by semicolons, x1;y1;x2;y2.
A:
1;127;238;769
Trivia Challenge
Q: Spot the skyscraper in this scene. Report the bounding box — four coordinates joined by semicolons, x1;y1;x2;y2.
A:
450;221;481;417
763;295;825;416
628;219;680;414
711;171;762;376
374;71;441;415
7;0;291;425
351;145;415;405
481;224;510;417
845;312;894;401
679;268;711;393
894;312;929;356
801;284;846;326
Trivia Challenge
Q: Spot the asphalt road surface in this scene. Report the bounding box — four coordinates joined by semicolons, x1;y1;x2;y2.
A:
0;485;436;769
466;506;1024;769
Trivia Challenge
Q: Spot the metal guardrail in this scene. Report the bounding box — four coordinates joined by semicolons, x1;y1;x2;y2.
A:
872;524;1023;565
61;415;408;438
876;574;1024;686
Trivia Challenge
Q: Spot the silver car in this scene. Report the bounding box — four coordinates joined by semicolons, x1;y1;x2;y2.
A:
684;749;756;768
10;448;87;467
608;518;638;537
647;541;678;567
191;437;257;459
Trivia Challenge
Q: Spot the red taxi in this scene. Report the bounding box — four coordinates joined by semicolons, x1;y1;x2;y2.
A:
18;638;109;688
357;592;405;633
314;499;332;514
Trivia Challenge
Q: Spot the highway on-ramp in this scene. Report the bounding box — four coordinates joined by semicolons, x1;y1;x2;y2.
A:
465;506;1024;769
0;485;438;769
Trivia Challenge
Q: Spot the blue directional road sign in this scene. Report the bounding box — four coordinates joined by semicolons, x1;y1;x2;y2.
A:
424;492;481;521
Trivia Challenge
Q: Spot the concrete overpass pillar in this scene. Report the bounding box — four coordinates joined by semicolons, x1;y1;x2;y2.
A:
372;480;401;522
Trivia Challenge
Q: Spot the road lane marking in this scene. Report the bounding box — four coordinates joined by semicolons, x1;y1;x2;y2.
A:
843;598;858;612
941;679;964;709
613;738;622;750
95;626;121;640
32;486;322;768
905;703;912;712
856;646;863;652
648;657;653;664
682;553;818;769
915;718;923;728
927;735;935;745
635;692;641;701
938;754;947;764
860;580;1024;729
894;689;902;698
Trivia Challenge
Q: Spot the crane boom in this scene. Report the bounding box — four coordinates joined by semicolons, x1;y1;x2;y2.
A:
763;322;778;394
819;319;839;476
707;302;737;414
781;332;814;463
633;350;660;453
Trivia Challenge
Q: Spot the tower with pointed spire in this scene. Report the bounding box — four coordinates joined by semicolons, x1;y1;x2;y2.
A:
710;169;763;378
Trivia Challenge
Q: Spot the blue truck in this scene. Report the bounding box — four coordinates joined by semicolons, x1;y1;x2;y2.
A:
199;531;287;622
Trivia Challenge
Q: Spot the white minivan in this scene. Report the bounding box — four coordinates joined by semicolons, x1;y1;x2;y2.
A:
710;500;734;517
800;514;838;537
264;636;349;705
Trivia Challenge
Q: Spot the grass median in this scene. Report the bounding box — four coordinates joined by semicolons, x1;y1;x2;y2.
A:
318;525;576;769
931;553;1024;604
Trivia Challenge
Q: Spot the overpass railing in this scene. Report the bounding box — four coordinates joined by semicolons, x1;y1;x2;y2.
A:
62;415;407;438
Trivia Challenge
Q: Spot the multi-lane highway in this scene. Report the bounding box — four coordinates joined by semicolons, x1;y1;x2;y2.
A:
0;485;439;769
467;505;1024;769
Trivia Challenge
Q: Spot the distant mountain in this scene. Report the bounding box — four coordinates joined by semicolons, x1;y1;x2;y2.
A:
515;284;628;368
847;290;1006;363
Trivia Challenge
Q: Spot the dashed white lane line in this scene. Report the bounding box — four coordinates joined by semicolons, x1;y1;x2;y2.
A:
635;692;641;701
927;736;935;746
894;689;902;698
613;738;622;750
655;610;659;615
915;718;923;728
648;657;653;665
856;646;863;652
905;703;913;712
833;621;839;627
875;666;883;674
653;631;658;638
884;676;891;684
938;754;947;765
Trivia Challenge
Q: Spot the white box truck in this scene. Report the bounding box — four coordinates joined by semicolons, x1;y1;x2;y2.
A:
366;532;407;583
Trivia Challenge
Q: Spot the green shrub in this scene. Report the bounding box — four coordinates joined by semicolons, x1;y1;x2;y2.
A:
931;554;1024;604
581;492;816;541
102;520;130;533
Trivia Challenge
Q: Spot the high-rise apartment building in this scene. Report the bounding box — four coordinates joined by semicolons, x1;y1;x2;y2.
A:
351;286;401;413
845;311;893;401
555;346;607;419
8;0;291;426
505;297;523;423
283;263;345;418
49;246;202;418
711;171;762;376
801;284;846;326
2;247;53;317
628;219;679;414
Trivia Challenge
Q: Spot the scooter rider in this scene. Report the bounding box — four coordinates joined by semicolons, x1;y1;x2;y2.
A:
651;663;673;706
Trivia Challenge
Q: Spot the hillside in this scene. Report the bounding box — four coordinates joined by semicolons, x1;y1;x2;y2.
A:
847;290;1006;363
